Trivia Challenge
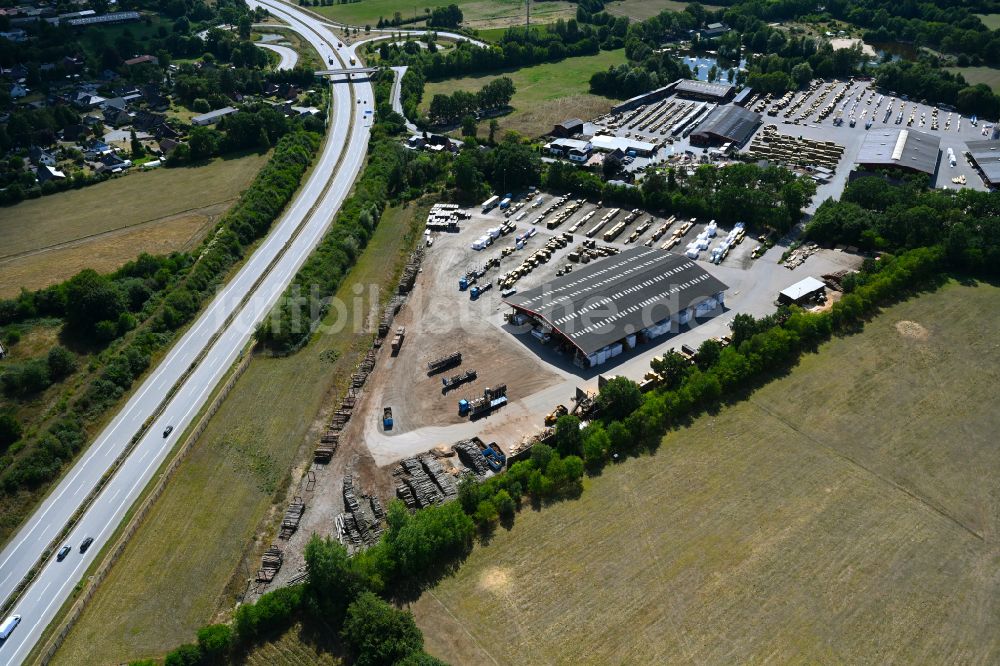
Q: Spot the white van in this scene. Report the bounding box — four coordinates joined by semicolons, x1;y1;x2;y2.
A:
0;614;21;641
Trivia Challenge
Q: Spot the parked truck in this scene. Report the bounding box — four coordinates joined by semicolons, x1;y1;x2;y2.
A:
427;352;462;374
470;282;493;300
481;195;500;213
382;407;393;430
390;326;405;355
459;384;508;418
442;369;477;390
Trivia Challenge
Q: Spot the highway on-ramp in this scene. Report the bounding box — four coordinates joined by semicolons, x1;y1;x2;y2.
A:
0;4;373;663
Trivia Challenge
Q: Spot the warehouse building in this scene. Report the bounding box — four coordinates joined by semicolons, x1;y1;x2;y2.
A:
546;138;592;162
591;134;657;157
855;128;940;181
964;139;1000;187
778;276;826;306
689;104;762;147
551;118;584;138
503;247;728;368
672;79;735;102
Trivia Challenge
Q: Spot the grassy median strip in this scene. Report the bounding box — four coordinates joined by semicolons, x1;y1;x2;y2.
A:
410;280;1000;664
51;201;428;664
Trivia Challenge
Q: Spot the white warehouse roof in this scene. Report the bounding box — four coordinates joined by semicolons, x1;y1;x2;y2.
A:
590;135;657;155
780;276;826;302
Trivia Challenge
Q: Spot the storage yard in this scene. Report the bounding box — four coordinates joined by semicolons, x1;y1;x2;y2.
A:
316;188;864;474
554;77;996;203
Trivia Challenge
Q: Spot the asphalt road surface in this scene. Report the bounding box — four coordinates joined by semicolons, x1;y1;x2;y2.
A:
0;3;373;662
256;41;299;70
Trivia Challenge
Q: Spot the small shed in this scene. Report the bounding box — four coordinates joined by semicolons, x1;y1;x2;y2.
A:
552;118;584;138
778;276;826;305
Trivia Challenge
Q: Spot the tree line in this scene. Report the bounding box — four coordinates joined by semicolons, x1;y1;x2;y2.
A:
427;77;515;125
257;74;449;354
0;131;319;530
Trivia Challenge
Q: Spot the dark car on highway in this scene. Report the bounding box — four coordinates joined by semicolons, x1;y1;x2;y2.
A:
56;545;71;561
79;537;94;553
162;425;174;438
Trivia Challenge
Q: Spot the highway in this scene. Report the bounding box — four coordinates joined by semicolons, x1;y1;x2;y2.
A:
0;3;373;663
256;41;299;70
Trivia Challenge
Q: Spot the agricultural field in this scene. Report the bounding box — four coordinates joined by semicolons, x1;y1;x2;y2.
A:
0;151;269;297
51;202;426;665
412;280;1000;664
314;0;575;29
422;49;626;136
947;66;1000;94
605;0;723;21
977;13;1000;30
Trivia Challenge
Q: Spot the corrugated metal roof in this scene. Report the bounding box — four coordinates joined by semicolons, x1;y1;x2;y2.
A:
674;79;734;99
965;139;1000;184
503;247;728;355
779;276;826;301
591;135;657;154
856;128;940;175
690;104;762;145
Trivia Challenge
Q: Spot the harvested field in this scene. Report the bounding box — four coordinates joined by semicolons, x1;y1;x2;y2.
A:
0;151;268;295
412;280;1000;664
51;201;426;665
0;205;225;298
421;50;625;137
243;624;340;666
605;0;723;20
315;0;575;29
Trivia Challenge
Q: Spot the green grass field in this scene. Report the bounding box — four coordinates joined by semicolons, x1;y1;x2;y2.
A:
0;152;269;296
51;202;427;665
411;280;1000;664
977;13;1000;30
948;66;1000;93
422;49;625;136
605;0;723;20
314;0;575;29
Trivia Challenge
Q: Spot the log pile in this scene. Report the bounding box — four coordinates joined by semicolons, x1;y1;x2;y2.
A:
340;474;383;548
454;439;491;476
256;545;283;582
397;247;424;295
394;457;442;509
279;496;305;539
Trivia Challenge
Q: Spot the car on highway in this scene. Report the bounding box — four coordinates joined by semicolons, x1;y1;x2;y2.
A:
162;425;173;438
56;545;71;561
79;537;94;553
0;614;21;641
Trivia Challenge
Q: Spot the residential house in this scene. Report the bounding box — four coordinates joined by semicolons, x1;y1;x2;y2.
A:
28;146;57;167
83;140;113;159
0;29;28;42
36;165;66;182
123;54;158;67
158;138;179;156
141;83;169;111
73;90;106;110
191;106;238;126
10;82;27;98
96;152;132;172
103;106;132;127
62;124;87;141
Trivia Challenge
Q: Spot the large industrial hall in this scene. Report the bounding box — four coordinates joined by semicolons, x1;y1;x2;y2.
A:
503;247;728;368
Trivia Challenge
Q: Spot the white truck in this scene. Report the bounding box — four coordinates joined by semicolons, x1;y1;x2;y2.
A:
0;614;21;641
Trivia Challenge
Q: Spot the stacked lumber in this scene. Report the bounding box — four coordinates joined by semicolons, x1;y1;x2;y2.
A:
454;439;490;476
279;496;305;539
256;545;283;582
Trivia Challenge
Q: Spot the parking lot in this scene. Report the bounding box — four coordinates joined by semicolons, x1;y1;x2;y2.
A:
356;191;862;465
566;78;992;208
